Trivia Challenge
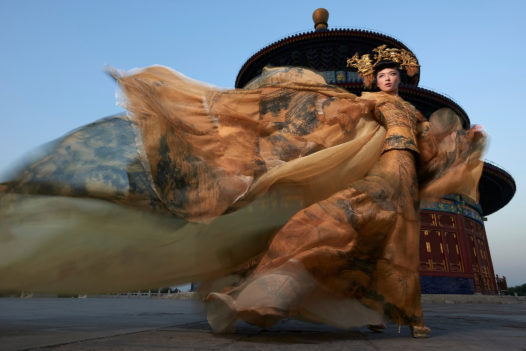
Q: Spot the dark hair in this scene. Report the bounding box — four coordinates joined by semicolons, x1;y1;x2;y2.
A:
373;60;401;75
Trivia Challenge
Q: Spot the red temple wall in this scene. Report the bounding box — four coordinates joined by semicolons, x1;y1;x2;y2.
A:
419;195;497;294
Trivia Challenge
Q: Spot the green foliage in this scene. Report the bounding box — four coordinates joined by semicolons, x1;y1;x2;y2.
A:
508;283;526;296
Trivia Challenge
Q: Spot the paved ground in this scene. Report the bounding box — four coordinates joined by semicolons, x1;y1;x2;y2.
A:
1;295;525;350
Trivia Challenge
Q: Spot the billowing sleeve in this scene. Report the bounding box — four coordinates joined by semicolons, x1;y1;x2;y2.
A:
417;108;486;202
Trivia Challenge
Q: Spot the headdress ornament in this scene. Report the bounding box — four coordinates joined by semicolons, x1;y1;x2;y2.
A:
346;44;420;88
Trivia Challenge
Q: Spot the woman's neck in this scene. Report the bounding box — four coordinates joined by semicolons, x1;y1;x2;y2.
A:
378;90;399;98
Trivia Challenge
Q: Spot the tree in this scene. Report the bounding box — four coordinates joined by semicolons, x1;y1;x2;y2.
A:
508;283;526;296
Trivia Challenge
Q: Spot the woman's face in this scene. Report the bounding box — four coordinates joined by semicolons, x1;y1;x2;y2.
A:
376;68;400;95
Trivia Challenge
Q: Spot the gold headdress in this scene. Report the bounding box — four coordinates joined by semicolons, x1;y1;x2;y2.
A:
346;45;420;88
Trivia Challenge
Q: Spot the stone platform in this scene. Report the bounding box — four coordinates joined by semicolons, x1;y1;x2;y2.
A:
0;295;524;350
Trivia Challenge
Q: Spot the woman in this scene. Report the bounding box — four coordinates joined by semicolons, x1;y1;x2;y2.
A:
205;61;434;337
0;51;484;338
204;59;484;337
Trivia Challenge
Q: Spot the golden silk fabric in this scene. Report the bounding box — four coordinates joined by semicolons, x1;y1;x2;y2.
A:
0;66;485;332
114;66;386;220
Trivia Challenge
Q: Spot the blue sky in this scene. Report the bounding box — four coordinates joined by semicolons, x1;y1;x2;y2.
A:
1;0;525;286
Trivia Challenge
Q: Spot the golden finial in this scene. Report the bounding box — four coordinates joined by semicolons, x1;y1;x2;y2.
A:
312;8;329;31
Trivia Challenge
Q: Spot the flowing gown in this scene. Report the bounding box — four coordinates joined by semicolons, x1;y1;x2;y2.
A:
0;66;485;332
206;91;428;331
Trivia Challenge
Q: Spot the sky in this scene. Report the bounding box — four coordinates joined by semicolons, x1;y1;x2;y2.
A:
0;0;525;286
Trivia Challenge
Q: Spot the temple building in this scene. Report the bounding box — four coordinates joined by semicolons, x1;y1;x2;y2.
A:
234;9;515;295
